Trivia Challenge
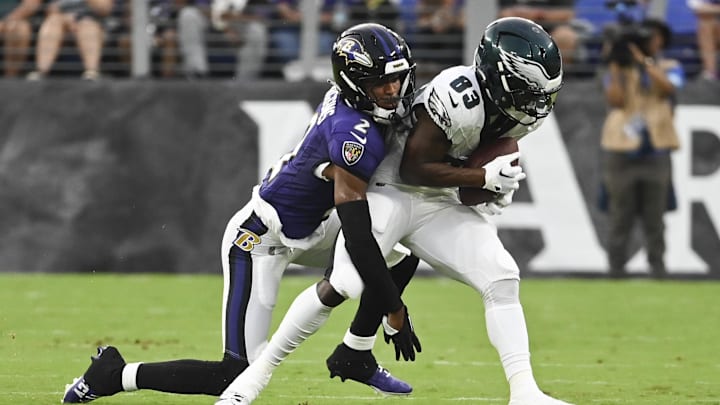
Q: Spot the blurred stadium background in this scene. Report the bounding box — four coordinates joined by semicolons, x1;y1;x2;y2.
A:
1;0;718;278
1;0;711;80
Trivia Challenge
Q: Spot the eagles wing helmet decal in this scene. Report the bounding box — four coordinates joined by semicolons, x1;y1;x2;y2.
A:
336;38;374;68
499;49;558;91
342;141;365;166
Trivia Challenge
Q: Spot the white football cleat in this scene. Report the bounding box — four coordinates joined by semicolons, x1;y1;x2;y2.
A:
509;392;574;405
215;393;252;405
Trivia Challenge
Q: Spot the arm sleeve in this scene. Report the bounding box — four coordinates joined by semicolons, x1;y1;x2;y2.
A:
336;200;403;314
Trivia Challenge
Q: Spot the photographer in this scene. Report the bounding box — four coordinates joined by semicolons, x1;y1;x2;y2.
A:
599;18;685;278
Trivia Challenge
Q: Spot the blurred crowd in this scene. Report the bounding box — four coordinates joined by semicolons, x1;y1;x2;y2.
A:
0;0;718;81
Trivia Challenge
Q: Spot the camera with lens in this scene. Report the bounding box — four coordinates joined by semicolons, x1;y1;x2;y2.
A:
603;0;652;66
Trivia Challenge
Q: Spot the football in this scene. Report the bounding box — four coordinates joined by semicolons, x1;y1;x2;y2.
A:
458;137;520;206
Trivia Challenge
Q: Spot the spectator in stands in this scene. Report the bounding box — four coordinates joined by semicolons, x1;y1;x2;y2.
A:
115;0;178;78
599;18;684;278
414;0;464;77
395;0;419;36
117;0;213;79
499;0;581;67
688;0;720;80
342;0;401;30
211;0;271;79
269;0;336;66
26;0;113;80
147;0;181;78
0;0;42;77
173;0;211;78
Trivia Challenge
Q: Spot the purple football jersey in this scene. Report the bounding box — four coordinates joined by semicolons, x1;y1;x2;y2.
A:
259;87;387;239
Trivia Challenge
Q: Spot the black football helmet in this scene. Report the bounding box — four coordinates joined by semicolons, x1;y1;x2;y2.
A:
474;17;563;125
331;23;416;124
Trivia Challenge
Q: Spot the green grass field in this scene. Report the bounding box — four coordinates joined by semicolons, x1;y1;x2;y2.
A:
1;274;719;405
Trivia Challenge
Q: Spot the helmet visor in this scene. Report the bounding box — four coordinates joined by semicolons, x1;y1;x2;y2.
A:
358;66;416;122
501;74;561;124
508;88;558;117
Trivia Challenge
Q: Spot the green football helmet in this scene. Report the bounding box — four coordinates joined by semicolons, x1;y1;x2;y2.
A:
474;17;563;125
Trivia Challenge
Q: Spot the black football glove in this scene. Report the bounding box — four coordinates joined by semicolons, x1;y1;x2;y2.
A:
382;306;422;361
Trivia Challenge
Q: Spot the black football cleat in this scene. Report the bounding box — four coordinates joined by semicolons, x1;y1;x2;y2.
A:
62;346;126;403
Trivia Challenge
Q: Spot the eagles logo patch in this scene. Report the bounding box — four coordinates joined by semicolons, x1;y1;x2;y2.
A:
427;87;452;129
336;38;373;68
342;141;364;166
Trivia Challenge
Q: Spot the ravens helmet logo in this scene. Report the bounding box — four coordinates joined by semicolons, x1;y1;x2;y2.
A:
335;38;374;68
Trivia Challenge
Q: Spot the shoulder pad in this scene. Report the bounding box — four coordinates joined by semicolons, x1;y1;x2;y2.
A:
416;66;486;141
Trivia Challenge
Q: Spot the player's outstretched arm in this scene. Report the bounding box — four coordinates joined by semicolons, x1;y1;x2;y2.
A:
329;165;406;330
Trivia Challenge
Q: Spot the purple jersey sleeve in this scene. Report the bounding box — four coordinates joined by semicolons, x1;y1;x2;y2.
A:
257;88;387;240
326;111;386;183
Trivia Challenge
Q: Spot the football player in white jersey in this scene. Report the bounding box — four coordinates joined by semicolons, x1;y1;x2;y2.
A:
217;17;573;405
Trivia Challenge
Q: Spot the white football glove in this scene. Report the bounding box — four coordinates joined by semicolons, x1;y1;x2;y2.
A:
471;190;515;216
472;201;503;216
481;152;526;194
496;189;515;208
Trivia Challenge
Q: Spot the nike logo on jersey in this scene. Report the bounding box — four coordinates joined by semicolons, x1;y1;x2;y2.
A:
350;131;367;144
448;92;459;108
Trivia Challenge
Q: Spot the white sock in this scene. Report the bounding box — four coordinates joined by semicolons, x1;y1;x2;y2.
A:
222;285;333;398
259;284;333;367
485;304;540;396
508;369;542;399
343;329;376;351
120;362;142;392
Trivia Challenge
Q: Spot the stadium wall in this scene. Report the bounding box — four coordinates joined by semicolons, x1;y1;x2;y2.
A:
0;79;718;277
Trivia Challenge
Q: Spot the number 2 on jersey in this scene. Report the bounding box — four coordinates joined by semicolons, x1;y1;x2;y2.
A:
264;116;371;183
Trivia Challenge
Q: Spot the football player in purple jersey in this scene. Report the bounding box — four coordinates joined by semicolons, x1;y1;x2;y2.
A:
218;17;574;405
61;23;419;403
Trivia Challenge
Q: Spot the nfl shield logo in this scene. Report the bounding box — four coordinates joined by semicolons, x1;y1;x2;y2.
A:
342;141;364;166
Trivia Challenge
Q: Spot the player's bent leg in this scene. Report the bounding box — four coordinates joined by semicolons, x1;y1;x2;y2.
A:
62;347;249;403
62;346;126;403
135;353;248;395
405;206;573;404
217;282;336;404
326;254;419;394
342;253;418;335
484;280;574;405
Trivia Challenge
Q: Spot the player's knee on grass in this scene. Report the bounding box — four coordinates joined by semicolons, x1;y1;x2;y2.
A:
316;279;346;307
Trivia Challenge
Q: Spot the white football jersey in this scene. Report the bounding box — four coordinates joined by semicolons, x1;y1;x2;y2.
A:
372;65;542;199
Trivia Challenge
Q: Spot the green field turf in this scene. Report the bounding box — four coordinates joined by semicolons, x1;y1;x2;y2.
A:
1;274;718;405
